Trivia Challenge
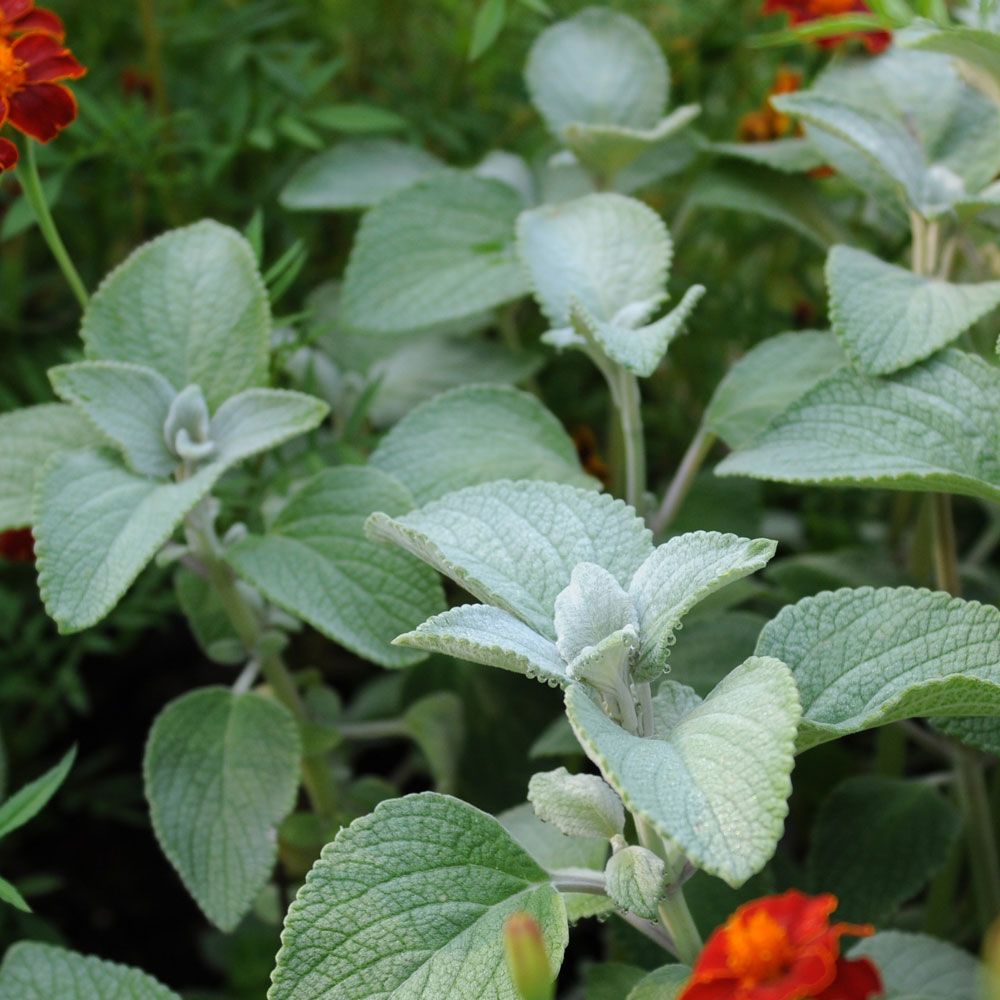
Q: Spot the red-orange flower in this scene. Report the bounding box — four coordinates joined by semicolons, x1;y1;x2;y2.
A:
0;527;34;562
762;0;891;53
0;0;64;39
679;891;883;1000
739;67;803;143
0;29;85;172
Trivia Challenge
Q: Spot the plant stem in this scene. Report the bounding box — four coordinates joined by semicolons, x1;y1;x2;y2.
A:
932;493;961;596
656;887;703;966
337;719;409;741
550;869;607;895
651;425;715;535
615;369;646;512
19;142;88;311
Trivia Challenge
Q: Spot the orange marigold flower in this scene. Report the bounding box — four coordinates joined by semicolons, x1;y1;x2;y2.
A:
0;29;85;173
739;67;802;143
679;891;883;1000
0;0;64;40
0;527;34;562
762;0;891;54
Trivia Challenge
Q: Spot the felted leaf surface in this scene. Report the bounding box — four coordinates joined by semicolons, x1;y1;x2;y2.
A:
49;361;178;477
566;656;800;886
827;244;1000;375
280;140;443;211
369;385;594;504
525;7;668;137
35;391;327;632
228;466;445;669
807;776;960;923
554;562;636;666
0;404;103;531
528;767;624;840
340;173;530;334
931;715;1000;756
716;349;1000;504
144;687;301;932
704;331;847;450
517;193;672;327
756;587;1000;751
849;931;979;1000
0;943;179;1000
81;220;270;409
269;793;568;1000
366;480;652;640
628;532;777;680
393;603;570;687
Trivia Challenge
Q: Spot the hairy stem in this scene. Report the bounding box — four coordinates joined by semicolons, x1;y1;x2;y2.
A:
651;425;715;535
19;142;89;311
616;369;647;513
550;869;607;895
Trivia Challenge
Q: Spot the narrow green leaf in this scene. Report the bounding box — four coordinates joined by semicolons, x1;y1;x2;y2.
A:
144;687;301;932
0;876;30;913
0;746;75;839
308;103;407;133
469;0;507;61
269;793;568;999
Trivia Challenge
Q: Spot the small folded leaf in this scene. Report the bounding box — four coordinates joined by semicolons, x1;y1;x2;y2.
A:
850;931;980;1000
704;330;847;450
528;767;624;839
367;480;652;640
280;139;443;211
525;7;668;138
628;532;777;681
341;173;530;334
756;586;1000;751
554;563;636;666
269;793;568;1000
82;220;270;409
144;687;301;932
228;466;445;669
717;349;1000;504
49;361;178;477
369;385;594;504
605;845;667;920
0;943;180;1000
827;244;1000;375
0;404;103;531
566;656;800;887
0;746;75;840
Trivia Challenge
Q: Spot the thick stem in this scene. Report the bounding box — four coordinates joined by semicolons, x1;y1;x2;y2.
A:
19;142;89;311
656;887;703;966
932;493;961;596
651;426;716;535
616;369;647;513
550;869;607;895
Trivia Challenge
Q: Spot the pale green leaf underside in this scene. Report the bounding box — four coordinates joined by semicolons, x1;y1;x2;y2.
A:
704;330;846;449
81;220;270;410
49;360;178;477
850;931;979;1000
269;793;568;1000
369;384;595;504
827;244;1000;375
228;465;445;668
517;192;672;327
0;404;104;531
340;173;530;334
0;943;179;1000
566;656;800;886
525;7;668;138
144;687;301;932
717;349;1000;504
35;390;327;632
395;603;570;687
628;532;777;680
756;587;1000;751
366;480;652;640
280;139;444;211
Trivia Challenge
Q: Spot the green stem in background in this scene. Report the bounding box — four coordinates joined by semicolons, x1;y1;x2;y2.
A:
651;425;716;535
657;887;703;966
615;368;647;512
19;141;89;311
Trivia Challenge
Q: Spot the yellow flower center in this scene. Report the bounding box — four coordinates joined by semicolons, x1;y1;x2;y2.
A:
725;910;796;984
0;41;27;100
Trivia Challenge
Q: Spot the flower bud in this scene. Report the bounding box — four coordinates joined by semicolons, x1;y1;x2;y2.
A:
503;912;554;1000
605;845;667;920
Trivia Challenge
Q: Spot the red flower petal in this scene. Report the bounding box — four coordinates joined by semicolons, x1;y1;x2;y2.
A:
8;80;76;141
0;93;8;126
0;527;34;561
13;32;85;83
0;135;18;171
0;0;32;23
13;7;65;39
816;957;883;999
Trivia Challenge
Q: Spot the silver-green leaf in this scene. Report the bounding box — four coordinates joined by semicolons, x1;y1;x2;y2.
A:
850;931;980;1000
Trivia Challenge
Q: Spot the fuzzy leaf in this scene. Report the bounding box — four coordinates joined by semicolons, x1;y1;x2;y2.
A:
228;466;444;669
756;587;1000;751
0;404;103;531
566;657;800;887
554;562;636;666
280;140;443;211
367;480;652;640
528;767;624;839
525;7;668;138
827;244;1000;375
81;220;270;409
145;687;301;932
269;793;568;1000
0;943;179;1000
850;931;980;1000
369;385;594;504
717;349;1000;504
340;173;530;334
626;966;690;1000
49;361;178;477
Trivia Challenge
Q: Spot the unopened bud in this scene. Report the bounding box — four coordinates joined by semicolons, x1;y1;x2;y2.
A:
605;845;667;920
503;912;554;1000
